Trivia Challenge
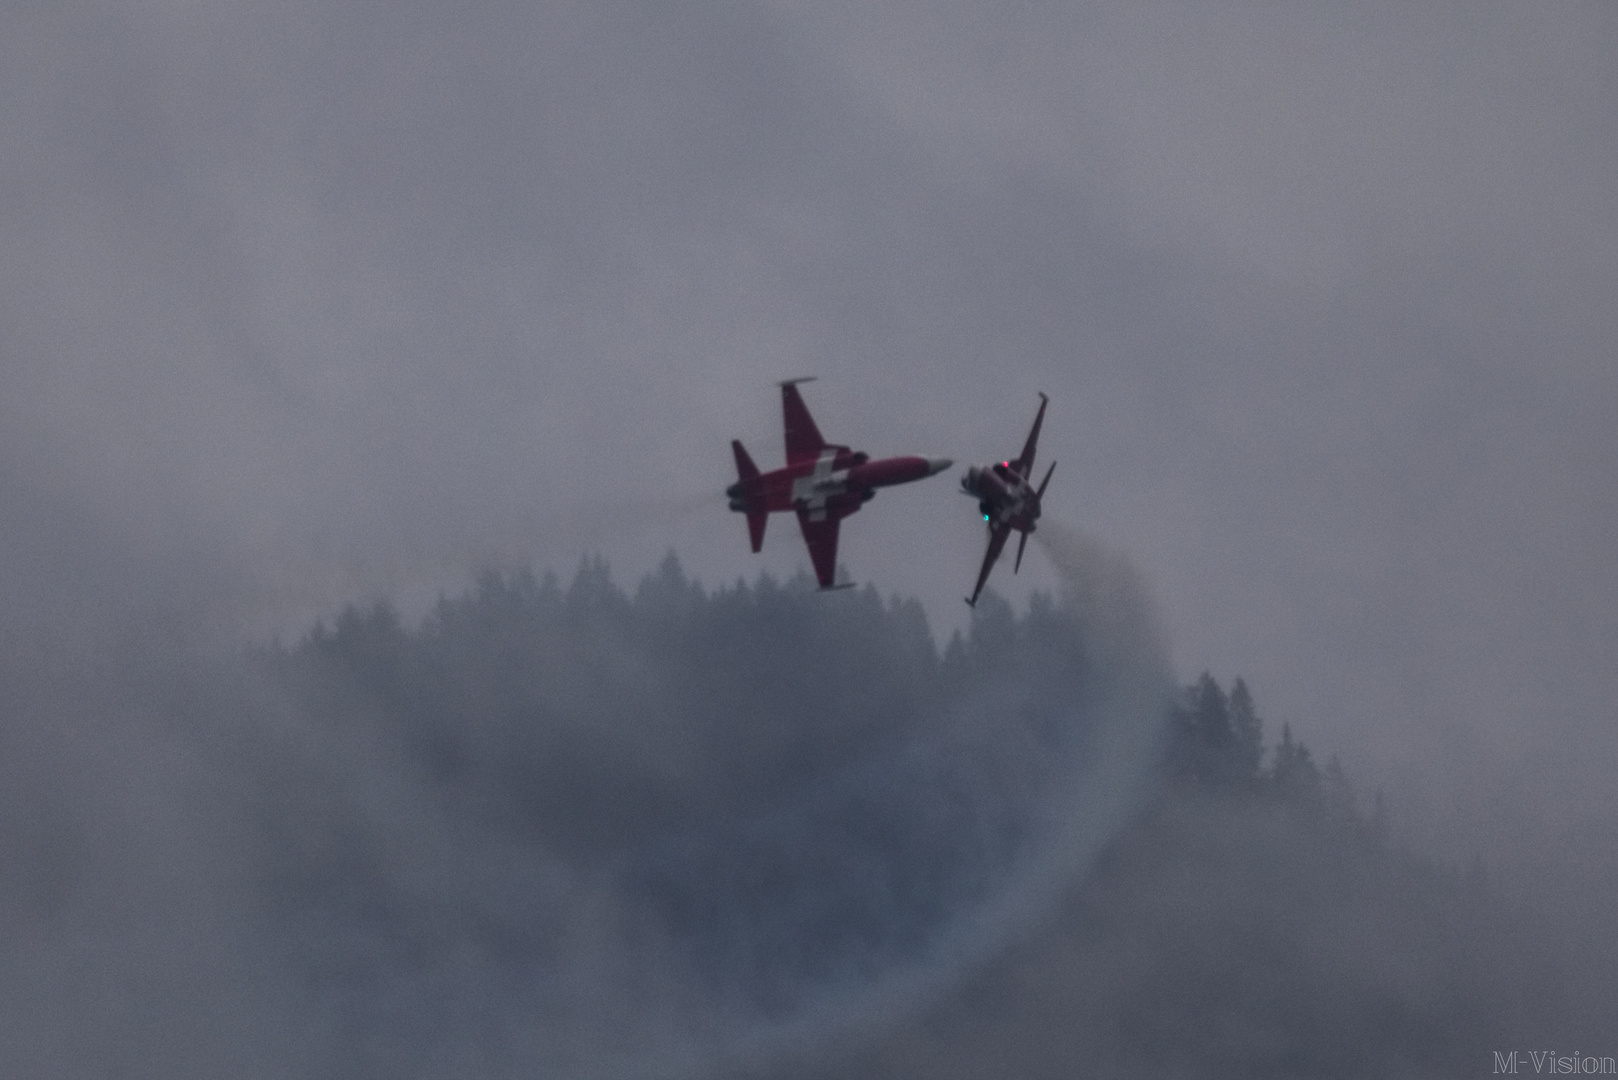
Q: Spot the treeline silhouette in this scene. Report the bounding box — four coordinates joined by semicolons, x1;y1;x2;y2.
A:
249;560;1607;1079
817;672;1610;1080
264;554;1085;860
246;554;1157;1069
1167;671;1389;847
272;563;1378;852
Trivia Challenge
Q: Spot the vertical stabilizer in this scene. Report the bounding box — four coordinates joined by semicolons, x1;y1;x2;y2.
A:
732;439;760;484
732;440;767;552
780;379;827;465
1014;392;1049;477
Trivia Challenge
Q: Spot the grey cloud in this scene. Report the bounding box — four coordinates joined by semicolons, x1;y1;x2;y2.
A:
2;0;1616;1071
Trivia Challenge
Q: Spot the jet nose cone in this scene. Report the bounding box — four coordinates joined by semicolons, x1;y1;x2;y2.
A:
926;456;953;476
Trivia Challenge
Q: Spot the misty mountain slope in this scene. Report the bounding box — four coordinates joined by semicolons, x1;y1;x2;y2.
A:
264;557;946;855
805;683;1612;1080
5;547;1603;1080
224;549;1169;1078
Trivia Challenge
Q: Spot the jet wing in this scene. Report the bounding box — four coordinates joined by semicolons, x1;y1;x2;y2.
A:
966;522;1013;606
1013;392;1049;477
796;507;849;589
781;379;827;465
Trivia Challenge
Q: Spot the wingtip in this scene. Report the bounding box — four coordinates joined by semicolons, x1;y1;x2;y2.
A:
778;376;818;388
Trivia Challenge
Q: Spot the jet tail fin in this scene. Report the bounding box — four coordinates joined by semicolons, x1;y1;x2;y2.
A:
732;439;761;484
732;440;767;551
781;381;827;465
1014;393;1049;476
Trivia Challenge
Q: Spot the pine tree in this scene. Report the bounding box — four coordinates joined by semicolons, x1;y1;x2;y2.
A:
1270;722;1321;799
1228;677;1263;785
1171;673;1238;785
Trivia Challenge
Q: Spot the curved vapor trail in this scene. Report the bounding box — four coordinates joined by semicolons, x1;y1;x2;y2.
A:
638;520;1175;1077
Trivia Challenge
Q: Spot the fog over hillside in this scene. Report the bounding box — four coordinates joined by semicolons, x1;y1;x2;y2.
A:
4;0;1615;912
1;529;1175;1077
5;536;1607;1078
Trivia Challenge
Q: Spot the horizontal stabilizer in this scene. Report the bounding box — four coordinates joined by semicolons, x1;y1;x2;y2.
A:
746;509;768;553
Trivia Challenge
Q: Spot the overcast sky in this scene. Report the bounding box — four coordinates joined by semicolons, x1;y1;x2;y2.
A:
3;1;1615;902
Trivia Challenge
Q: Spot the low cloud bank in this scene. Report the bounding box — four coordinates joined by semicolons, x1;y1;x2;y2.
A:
0;528;1171;1079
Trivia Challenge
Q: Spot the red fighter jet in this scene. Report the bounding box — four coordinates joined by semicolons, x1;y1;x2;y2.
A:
961;393;1055;607
727;378;952;590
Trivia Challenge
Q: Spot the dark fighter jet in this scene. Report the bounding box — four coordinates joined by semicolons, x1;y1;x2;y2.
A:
960;393;1054;606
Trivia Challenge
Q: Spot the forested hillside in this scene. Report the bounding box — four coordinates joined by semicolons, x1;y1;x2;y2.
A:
240;551;1166;1077
236;556;1617;1079
791;676;1614;1080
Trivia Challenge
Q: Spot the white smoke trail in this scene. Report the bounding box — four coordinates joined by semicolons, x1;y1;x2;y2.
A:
471;521;1176;1078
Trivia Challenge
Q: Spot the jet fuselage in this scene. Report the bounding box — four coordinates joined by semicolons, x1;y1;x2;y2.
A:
961;460;1043;534
729;449;950;521
959;393;1054;606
